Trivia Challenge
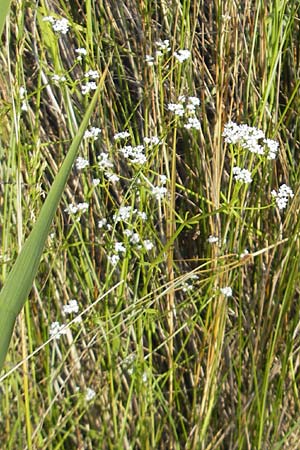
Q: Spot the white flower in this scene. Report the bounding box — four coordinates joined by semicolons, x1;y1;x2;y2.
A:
145;55;155;66
98;152;113;170
81;81;97;95
53;18;69;34
207;235;219;244
159;175;167;185
42;16;55;23
152;186;167;200
167;103;185;116
108;254;120;265
75;48;87;56
271;184;294;210
124;229;133;237
232;166;252;184
113;206;133;222
44;17;70;34
143;240;154;250
21;101;28;111
137;211;147;220
240;249;249;258
50;321;67;340
143;136;161;146
119;145;146;165
142;372;148;383
62;299;79;315
19;87;26;98
188;96;200;106
182;282;193;292
130;233;140;244
98;218;108;228
223;122;265;146
173;49;191;62
115;242;126;253
220;287;232;297
64;202;88;214
113;131;130;140
77;202;89;212
156;39;171;52
105;172;119;183
64;204;79;214
263;138;279;160
84;127;102;140
51;74;66;83
92;178;100;186
85;388;96;401
84;70;99;79
222;121;279;158
76;157;89;170
184;117;201;130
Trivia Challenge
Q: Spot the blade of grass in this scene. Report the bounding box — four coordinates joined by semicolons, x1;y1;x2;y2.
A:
0;0;11;39
0;61;110;372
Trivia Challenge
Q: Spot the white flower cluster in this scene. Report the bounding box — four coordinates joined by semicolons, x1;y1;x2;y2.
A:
151;186;167;200
114;131;130;140
97;152;113;170
105;172;119;183
84;70;99;80
107;254;120;266
167;103;185;116
104;205;153;268
119;145;147;165
43;16;70;35
76;157;89;170
271;184;294;210
85;388;96;401
50;321;67;340
84;127;102;140
182;274;199;292
64;202;88;215
98;217;112;230
145;55;155;66
51;74;66;83
207;235;219;244
232;166;252;183
173;49;191;63
145;40;191;65
96;153;119;182
113;206;147;223
148;173;168;200
184;117;201;130
167;96;201;130
81;81;97;95
62;299;79;315
19;86;28;111
143;136;162;146
223;121;279;159
75;48;87;61
220;286;232;297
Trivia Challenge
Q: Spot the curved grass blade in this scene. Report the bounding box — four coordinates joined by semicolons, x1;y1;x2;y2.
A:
0;63;110;371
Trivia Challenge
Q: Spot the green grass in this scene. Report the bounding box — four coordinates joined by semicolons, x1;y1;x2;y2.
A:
0;0;300;449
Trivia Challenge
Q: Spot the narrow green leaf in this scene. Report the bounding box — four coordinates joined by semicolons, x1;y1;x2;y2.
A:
0;63;110;372
0;0;11;40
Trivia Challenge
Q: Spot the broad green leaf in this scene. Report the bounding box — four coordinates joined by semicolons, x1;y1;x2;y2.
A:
0;0;11;40
0;63;110;371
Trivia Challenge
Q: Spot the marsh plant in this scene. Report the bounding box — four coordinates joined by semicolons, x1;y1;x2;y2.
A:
0;1;300;449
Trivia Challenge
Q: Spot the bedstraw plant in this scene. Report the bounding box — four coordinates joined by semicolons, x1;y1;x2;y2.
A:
0;1;300;449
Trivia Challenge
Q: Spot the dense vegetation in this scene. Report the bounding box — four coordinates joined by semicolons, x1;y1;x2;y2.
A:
0;1;300;448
